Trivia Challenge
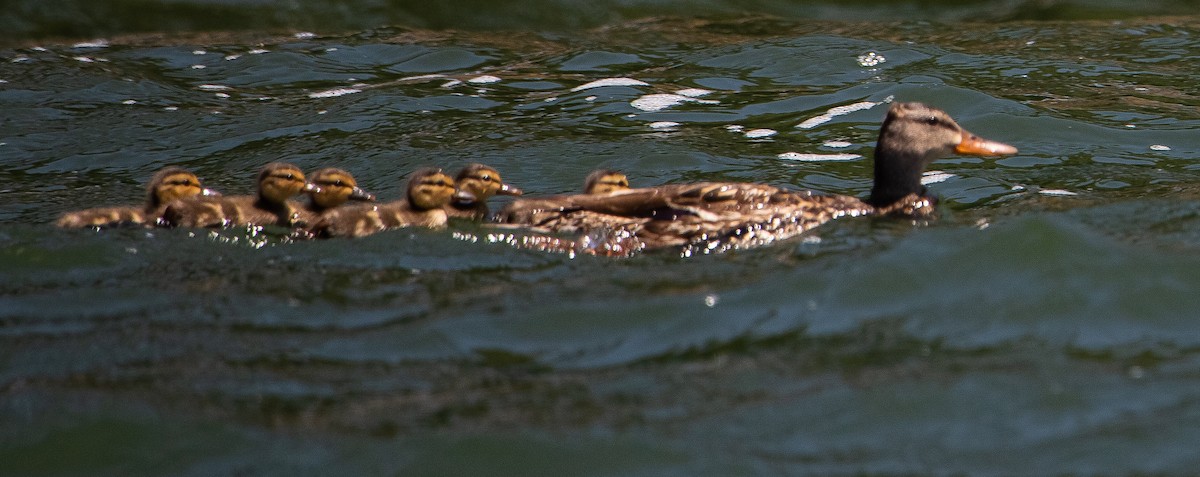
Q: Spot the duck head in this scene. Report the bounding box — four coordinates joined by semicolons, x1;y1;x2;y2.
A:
146;166;219;210
308;167;375;210
257;162;314;205
583;169;630;194
453;163;522;204
408;167;474;211
868;102;1017;207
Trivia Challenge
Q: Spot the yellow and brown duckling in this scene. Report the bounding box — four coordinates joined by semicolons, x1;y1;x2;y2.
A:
295;167;376;225
583;169;630;194
445;163;523;220
161;162;315;229
496;102;1017;254
312;167;473;238
56;166;219;228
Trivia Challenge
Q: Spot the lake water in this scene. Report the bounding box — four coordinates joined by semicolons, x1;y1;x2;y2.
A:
3;1;1200;475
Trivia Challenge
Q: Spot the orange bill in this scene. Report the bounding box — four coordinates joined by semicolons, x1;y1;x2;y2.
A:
956;131;1018;156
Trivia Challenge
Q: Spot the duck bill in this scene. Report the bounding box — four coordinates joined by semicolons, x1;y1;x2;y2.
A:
497;183;524;196
303;183;322;194
453;189;477;203
348;187;376;202
201;188;221;197
956;131;1018;156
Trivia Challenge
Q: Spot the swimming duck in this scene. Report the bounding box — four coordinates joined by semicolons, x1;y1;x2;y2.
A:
583;169;630;194
495;102;1017;254
295;167;376;225
446;163;523;220
161;162;315;228
56;166;219;228
312;167;473;238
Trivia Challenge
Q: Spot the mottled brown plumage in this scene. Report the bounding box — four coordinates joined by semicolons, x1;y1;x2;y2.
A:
56;166;218;228
161;162;313;228
495;102;1017;255
445;163;522;220
313;168;473;238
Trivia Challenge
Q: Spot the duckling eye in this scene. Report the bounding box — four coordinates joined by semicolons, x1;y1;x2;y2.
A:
480;174;492;182
924;116;940;125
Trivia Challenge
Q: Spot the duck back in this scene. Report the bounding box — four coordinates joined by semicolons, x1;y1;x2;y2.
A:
311;200;450;238
162;195;300;228
496;182;874;252
56;206;150;228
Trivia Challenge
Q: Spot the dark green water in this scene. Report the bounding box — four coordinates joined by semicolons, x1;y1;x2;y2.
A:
4;1;1200;475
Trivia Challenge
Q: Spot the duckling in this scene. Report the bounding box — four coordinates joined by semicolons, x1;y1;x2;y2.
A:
495;102;1017;254
161;162;315;228
484;169;635;248
446;163;523;220
312;167;473;238
583;169;630;194
295;167;376;225
56;166;219;228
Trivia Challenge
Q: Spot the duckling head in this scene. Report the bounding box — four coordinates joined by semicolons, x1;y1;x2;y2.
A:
146;166;219;210
868;102;1017;207
257;162;313;204
583;169;630;194
408;167;474;211
453;163;523;203
308;167;375;210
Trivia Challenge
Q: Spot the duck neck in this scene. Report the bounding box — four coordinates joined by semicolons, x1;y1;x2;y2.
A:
307;197;331;214
867;144;928;208
451;197;483;212
255;195;292;215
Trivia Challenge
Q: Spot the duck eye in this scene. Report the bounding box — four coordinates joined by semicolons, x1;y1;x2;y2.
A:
925;116;939;125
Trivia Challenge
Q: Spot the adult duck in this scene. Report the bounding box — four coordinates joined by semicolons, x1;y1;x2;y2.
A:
161;162;315;228
494;102;1017;254
444;163;523;220
312;167;472;238
56;166;219;228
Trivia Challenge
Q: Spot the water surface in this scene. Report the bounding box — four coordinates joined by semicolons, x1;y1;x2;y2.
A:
3;3;1200;475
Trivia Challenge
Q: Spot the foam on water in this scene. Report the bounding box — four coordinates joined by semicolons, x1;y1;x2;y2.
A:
796;100;885;129
777;152;862;161
570;77;649;92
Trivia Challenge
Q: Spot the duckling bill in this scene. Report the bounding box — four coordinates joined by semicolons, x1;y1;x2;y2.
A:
495;102;1017;255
